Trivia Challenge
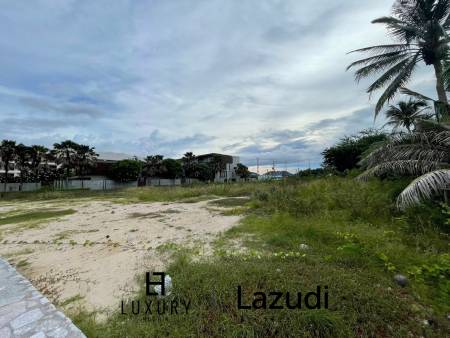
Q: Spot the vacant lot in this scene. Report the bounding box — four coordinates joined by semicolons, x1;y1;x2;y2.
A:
0;196;241;314
0;179;449;337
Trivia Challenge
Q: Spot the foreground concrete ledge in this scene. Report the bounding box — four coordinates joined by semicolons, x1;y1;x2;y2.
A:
0;258;86;338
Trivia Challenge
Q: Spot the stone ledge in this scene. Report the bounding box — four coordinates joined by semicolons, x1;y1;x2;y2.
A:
0;258;86;338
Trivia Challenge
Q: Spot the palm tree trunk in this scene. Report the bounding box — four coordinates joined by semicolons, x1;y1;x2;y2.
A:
433;61;448;103
433;61;449;122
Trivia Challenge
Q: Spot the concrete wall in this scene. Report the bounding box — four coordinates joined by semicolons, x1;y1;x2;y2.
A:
54;179;137;191
0;182;41;192
146;178;181;186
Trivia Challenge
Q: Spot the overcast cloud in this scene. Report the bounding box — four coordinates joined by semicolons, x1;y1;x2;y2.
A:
0;0;439;171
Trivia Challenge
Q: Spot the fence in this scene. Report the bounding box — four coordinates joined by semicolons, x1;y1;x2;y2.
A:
144;178;182;186
54;179;137;191
0;182;41;192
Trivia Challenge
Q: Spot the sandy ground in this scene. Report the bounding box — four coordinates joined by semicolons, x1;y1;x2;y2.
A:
0;199;241;316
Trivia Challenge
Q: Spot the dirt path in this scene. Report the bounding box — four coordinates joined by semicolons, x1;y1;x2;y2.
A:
0;199;241;316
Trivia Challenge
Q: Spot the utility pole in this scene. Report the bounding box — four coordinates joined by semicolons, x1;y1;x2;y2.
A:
272;160;276;172
256;158;259;175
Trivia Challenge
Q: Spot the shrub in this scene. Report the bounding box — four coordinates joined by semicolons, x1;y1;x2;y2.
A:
322;129;387;172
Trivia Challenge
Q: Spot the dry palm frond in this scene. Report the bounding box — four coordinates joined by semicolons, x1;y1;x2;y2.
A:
396;169;450;209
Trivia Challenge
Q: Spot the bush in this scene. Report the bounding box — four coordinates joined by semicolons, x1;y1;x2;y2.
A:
322;129;387;172
108;159;142;182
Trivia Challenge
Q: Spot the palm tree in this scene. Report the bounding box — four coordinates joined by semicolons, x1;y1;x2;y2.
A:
347;0;450;116
29;145;49;180
181;152;196;178
358;124;450;209
74;144;98;188
74;144;98;177
0;140;16;193
142;155;165;179
52;140;79;179
14;144;31;191
384;99;431;132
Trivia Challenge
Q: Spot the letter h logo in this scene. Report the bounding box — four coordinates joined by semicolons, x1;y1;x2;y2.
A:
146;272;165;296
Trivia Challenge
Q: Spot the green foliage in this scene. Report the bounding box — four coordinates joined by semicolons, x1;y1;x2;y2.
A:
322;129;387;172
0;209;76;226
161;158;183;179
235;163;250;179
297;168;333;178
109;159;142;182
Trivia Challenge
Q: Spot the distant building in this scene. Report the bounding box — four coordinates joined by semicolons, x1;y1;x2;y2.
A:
259;170;293;180
0;159;57;178
196;153;240;183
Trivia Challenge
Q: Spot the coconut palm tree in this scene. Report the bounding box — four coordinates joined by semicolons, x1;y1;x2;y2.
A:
384;99;431;132
0;140;16;193
347;0;450;116
358;124;450;209
52;140;79;179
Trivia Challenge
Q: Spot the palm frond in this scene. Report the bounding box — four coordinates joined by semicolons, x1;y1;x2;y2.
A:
374;53;420;114
358;160;444;181
400;87;434;101
348;44;411;55
353;55;411;82
396;169;450;209
346;51;410;70
367;59;411;93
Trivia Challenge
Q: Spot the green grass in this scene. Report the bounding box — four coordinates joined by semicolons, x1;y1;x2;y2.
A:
60;294;85;307
0;209;76;226
70;177;450;337
208;197;251;208
0;182;274;204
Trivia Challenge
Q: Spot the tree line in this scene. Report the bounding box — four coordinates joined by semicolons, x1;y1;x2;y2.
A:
0;140;97;190
111;152;250;182
0;140;251;187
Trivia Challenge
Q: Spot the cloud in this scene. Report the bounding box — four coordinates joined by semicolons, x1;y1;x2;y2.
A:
19;97;103;117
0;0;436;170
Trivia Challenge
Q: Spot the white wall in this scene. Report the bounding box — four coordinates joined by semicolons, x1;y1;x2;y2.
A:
146;178;181;186
0;182;41;192
54;179;137;190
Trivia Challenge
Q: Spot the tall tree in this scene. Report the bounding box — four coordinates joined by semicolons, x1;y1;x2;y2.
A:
384;99;431;132
14;144;31;190
74;144;98;188
347;0;450;115
29;145;49;180
181;152;196;178
0;140;16;192
142;155;165;178
52;140;79;178
74;144;98;177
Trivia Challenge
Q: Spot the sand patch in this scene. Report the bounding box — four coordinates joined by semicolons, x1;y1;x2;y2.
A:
0;199;241;315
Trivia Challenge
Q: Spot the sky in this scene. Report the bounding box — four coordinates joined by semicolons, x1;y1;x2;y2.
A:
0;0;439;173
